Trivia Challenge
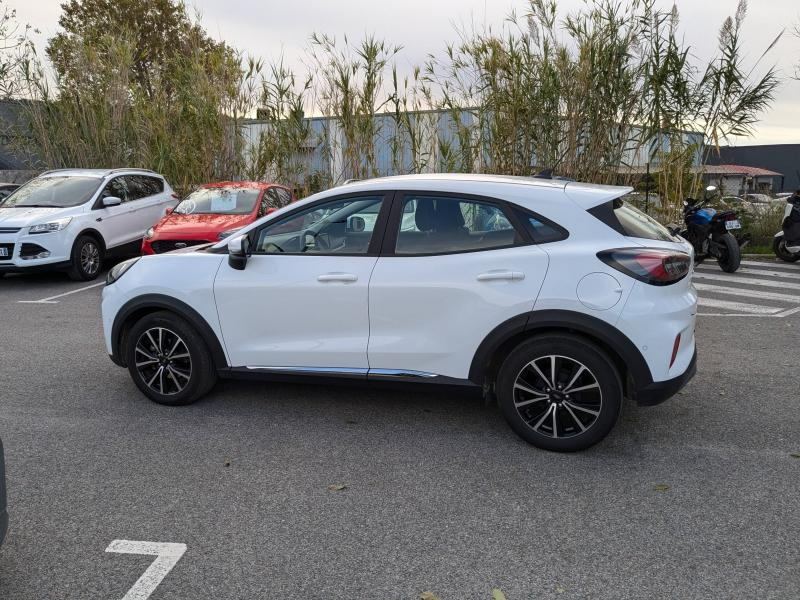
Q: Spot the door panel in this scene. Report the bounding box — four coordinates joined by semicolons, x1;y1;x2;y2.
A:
367;246;549;379
212;193;388;369
214;255;378;368
367;193;549;379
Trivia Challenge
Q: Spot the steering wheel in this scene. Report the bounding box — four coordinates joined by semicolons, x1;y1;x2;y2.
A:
302;229;330;252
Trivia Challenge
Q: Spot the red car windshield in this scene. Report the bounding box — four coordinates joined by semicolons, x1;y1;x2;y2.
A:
174;187;260;215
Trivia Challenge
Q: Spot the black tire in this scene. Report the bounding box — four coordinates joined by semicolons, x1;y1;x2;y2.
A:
496;334;622;452
716;232;741;273
124;311;217;406
773;237;800;262
67;235;103;281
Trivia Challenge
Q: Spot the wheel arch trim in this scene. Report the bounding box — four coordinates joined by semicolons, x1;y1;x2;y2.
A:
111;294;228;369
468;309;653;392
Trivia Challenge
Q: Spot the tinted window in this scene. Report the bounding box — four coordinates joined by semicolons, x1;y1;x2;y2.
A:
175;187;260;215
2;176;101;208
101;177;131;203
395;195;519;255
254;195;383;255
129;175;163;197
519;211;568;243
275;188;293;208
613;198;679;242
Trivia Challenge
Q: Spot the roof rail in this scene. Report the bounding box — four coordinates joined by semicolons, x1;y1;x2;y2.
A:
106;168;158;175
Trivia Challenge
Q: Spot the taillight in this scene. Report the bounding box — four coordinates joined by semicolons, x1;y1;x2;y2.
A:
597;248;691;286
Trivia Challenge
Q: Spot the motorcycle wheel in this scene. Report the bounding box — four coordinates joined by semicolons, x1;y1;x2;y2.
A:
716;233;741;273
773;237;800;262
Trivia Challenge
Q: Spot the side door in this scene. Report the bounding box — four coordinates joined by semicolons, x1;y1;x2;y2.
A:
367;192;552;380
213;192;391;370
125;175;172;232
93;176;133;249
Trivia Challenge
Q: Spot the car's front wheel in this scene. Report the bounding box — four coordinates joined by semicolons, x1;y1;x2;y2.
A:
124;311;217;406
496;334;622;452
67;235;103;281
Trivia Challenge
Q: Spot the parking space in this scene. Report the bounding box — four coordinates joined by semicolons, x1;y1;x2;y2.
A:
1;268;799;599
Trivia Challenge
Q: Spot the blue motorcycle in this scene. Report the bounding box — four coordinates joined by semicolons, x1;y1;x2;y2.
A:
679;187;744;273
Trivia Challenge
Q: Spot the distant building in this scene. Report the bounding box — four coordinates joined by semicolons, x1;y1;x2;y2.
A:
708;144;800;192
700;164;782;196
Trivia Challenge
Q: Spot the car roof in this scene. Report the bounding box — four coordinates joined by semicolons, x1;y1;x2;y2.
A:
199;181;278;189
38;168;163;179
327;173;632;210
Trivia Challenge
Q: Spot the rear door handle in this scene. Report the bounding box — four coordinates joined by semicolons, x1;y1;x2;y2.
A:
317;273;358;283
476;270;525;282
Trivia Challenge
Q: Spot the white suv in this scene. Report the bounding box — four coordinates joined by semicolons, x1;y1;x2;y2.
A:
101;174;697;451
0;169;176;280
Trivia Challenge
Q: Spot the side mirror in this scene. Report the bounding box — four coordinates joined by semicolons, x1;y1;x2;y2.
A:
227;234;250;270
102;196;122;208
347;215;365;233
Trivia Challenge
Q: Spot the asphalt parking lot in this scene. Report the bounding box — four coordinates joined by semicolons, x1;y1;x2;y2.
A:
0;260;798;600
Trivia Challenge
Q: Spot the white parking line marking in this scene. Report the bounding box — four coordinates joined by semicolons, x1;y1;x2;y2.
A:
692;283;800;303
696;297;783;314
692;272;800;291
16;281;104;304
740;259;800;270
106;540;187;600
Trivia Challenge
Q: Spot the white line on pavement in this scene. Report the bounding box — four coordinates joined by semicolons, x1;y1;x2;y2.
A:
740;259;800;270
106;540;187;600
692;283;800;304
692;272;800;291
17;281;104;304
696;297;783;314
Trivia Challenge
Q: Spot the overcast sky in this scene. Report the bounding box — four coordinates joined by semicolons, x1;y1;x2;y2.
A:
14;0;800;144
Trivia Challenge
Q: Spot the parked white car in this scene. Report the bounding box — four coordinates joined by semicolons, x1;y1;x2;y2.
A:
102;174;698;451
0;169;177;280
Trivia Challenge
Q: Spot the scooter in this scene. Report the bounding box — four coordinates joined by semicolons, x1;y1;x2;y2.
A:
677;186;745;273
772;195;800;262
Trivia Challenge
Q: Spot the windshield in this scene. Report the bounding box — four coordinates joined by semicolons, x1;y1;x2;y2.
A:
0;176;101;208
175;187;260;215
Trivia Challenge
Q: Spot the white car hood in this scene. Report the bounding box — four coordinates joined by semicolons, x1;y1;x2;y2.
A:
0;206;74;227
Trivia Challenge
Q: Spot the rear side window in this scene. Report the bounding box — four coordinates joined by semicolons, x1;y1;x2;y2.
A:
394;195;521;255
589;198;680;242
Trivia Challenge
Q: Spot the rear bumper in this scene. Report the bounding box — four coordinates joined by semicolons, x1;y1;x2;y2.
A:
635;349;697;406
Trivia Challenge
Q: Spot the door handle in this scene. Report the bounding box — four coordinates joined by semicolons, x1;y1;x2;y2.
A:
476;270;525;282
317;273;358;283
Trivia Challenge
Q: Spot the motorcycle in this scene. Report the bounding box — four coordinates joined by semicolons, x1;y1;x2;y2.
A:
675;186;745;273
772;194;800;262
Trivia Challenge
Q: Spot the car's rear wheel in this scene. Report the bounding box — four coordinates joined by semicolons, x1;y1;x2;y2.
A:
124;311;217;406
496;334;622;452
67;235;103;281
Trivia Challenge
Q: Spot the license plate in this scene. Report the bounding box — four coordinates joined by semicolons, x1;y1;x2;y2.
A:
725;220;741;230
0;247;8;257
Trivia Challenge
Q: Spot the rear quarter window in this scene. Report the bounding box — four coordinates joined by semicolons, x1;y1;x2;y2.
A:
589;198;680;242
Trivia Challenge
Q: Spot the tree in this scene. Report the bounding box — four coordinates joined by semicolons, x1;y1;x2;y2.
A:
45;0;231;98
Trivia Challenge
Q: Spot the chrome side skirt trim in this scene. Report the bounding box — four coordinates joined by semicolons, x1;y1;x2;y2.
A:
367;368;438;378
245;366;439;378
246;366;368;375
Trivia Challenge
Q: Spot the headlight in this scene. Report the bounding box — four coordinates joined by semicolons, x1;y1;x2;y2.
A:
218;228;240;240
144;227;155;239
28;217;72;234
106;257;140;286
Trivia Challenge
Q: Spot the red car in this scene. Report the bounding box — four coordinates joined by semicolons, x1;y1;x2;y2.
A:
142;181;295;254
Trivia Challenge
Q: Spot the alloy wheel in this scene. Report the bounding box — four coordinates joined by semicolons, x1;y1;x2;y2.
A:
513;355;603;438
134;327;192;395
80;242;100;276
